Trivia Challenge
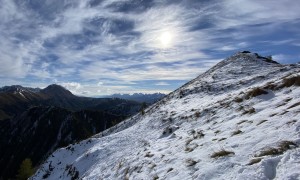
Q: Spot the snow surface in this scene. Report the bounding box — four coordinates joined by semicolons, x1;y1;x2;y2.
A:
32;52;300;180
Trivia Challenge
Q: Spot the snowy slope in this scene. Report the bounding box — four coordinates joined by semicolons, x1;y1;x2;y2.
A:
32;52;300;180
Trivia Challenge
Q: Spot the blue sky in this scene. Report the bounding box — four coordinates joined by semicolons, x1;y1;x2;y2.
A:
0;0;300;96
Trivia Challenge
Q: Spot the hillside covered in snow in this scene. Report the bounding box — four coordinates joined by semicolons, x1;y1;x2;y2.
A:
32;52;300;180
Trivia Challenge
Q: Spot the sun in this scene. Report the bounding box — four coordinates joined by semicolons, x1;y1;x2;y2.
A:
159;32;172;48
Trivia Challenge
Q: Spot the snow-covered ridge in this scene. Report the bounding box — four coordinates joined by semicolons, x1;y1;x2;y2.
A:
32;52;300;180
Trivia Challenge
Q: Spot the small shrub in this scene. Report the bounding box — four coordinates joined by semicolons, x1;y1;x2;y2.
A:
179;90;184;98
167;168;173;173
280;111;289;115
214;130;221;135
234;97;243;103
149;163;156;169
195;111;200;118
232;130;243;136
218;138;227;141
255;141;297;157
236;106;244;111
185;143;198;152
247;158;262;165
193;130;205;139
65;164;79;180
278;141;297;152
243;107;256;114
162;127;173;135
255;147;281;157
263;82;277;90
286;120;297;125
257;120;268;126
145;152;154;158
211;149;235;158
16;158;34;180
237;120;248;125
269;113;277;117
185;159;197;166
280;76;300;88
285;98;293;102
185;138;193;146
287;102;300;109
245;88;268;99
42;170;51;179
153;175;159;180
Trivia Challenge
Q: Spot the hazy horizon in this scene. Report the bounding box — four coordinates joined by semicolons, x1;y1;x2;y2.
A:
1;0;300;96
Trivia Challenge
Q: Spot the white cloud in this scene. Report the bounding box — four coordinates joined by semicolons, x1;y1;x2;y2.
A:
97;82;104;86
0;0;299;96
60;82;82;94
155;82;170;86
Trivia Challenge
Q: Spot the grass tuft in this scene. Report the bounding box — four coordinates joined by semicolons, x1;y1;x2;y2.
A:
255;141;297;157
211;149;235;158
234;97;243;103
185;159;197;166
287;102;300;109
281;76;300;87
237;120;248;125
257;120;268;126
232;130;243;136
245;88;268;99
247;158;262;165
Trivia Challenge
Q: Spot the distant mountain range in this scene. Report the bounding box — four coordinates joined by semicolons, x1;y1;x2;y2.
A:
0;84;141;121
0;84;163;179
105;93;166;104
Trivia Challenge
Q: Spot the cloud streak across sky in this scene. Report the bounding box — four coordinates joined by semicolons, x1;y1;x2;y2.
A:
0;0;299;96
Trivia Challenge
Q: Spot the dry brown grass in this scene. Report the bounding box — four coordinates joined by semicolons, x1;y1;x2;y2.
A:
288;102;300;109
232;130;243;136
243;107;256;114
185;138;193;146
281;76;300;87
247;158;262;165
218;138;227;142
185;159;197;166
286;120;297;125
234;97;243;103
255;141;297;157
145;152;154;158
195;111;201;118
214;130;221;135
245;88;268;99
167;168;173;173
237;120;248;125
257;120;268;126
269;113;277;117
211;149;235;158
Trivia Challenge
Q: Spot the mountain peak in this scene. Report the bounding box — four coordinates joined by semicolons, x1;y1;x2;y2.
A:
32;52;300;180
0;85;40;93
41;84;74;98
233;51;279;64
202;51;281;78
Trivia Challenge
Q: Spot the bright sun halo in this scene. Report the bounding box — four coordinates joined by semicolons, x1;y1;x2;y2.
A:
159;32;172;48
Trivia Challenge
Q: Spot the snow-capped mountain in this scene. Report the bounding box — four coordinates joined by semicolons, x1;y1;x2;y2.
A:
32;52;300;180
0;85;41;94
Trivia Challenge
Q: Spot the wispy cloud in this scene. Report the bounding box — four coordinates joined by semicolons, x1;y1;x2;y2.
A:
0;0;299;96
155;82;170;86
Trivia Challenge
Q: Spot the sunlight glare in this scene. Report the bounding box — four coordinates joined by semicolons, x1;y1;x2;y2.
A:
159;32;172;48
